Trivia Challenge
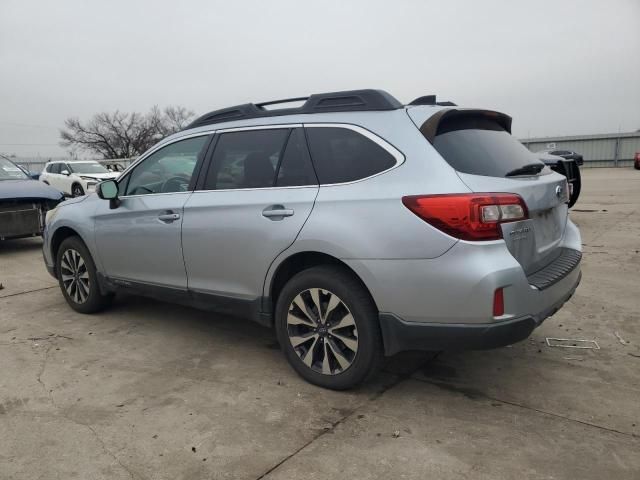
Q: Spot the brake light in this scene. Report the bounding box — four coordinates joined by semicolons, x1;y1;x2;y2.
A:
402;193;528;241
493;288;504;317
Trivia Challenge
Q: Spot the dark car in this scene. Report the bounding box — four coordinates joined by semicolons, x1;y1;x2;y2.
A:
634;152;640;170
538;149;584;166
0;156;64;240
537;152;581;208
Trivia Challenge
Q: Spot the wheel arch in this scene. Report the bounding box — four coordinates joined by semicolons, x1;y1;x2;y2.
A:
266;251;379;317
50;226;86;276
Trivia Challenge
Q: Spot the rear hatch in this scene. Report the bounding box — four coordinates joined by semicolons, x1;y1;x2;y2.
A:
412;108;569;275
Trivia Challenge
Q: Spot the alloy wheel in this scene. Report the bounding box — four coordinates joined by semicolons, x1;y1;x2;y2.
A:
286;288;358;375
60;248;90;304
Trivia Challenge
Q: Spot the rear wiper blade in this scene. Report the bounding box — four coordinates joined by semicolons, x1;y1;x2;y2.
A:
505;163;545;177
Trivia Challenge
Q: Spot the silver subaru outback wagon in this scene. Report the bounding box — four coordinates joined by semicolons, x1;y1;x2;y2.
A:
42;89;582;390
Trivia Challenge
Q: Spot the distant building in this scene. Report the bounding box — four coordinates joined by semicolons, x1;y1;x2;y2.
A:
521;132;640;168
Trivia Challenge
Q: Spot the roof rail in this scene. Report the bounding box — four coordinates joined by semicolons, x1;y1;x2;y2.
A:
186;89;403;129
408;95;457;107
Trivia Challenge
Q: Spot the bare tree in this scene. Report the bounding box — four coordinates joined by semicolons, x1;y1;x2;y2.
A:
60;106;195;159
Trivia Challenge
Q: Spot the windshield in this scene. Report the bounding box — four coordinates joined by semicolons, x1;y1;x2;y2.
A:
68;162;109;174
0;158;29;180
432;117;544;177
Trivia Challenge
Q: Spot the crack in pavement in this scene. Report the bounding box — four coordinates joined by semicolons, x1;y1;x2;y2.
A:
254;357;438;480
416;377;640;439
31;339;146;480
0;285;58;299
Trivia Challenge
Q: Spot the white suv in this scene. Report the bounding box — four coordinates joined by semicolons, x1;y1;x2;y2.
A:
40;161;119;197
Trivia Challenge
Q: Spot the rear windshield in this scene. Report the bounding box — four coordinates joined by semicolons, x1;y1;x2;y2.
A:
432;116;543;177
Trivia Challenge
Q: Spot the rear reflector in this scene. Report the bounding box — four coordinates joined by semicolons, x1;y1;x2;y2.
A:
493;288;504;317
402;193;528;241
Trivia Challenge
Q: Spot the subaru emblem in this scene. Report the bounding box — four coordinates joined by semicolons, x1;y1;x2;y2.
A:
555;185;563;198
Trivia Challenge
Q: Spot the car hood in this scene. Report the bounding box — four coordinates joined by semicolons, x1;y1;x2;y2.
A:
0;179;64;201
77;172;119;180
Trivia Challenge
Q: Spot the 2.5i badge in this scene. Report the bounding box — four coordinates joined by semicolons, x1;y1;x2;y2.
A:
509;225;531;241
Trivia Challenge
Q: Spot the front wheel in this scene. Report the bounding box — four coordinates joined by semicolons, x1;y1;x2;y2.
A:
56;236;113;313
275;266;383;390
71;184;85;197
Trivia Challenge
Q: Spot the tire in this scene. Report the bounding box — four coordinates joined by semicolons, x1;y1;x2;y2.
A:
275;265;383;390
56;236;113;314
71;183;85;197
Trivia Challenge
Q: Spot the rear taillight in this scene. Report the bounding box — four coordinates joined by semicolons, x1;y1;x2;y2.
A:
402;193;528;241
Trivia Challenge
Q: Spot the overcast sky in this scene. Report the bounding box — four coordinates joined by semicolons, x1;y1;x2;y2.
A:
1;0;639;158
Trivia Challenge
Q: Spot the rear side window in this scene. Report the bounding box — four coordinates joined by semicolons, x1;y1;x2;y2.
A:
305;127;396;184
432;115;543;177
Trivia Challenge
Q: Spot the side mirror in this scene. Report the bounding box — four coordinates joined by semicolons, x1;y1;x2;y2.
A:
61;169;70;176
96;180;120;209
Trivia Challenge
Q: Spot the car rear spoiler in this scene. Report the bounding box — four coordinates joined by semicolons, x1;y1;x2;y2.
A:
419;109;513;143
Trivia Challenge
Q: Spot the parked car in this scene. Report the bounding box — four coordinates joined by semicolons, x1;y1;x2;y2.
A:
537;149;584;166
537;153;581;207
40;160;119;197
42;89;582;390
17;164;40;180
634;152;640;170
101;160;127;173
0;156;63;240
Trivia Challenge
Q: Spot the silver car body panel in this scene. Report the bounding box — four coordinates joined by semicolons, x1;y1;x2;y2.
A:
93;192;192;288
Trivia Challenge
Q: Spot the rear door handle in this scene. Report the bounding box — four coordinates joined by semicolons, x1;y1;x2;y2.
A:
158;212;181;223
262;205;294;219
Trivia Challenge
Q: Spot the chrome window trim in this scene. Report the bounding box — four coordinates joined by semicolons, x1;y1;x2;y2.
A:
192;122;405;193
216;123;302;133
191;184;318;194
118;191;195;199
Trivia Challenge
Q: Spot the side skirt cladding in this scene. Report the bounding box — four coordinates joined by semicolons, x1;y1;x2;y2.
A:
97;274;273;327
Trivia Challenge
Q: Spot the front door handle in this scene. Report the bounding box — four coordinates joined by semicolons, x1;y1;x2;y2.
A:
262;205;294;219
158;212;181;223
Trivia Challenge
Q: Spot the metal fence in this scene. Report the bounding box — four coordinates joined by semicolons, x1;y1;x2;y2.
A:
521;132;640;168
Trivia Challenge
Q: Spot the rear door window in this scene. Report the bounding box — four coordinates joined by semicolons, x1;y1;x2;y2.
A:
305;127;396;184
275;128;317;187
431;115;543;177
203;129;290;190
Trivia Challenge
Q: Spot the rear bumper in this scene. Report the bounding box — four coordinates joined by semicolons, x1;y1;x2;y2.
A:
380;271;581;355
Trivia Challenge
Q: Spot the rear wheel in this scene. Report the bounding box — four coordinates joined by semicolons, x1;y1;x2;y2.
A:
56;236;112;313
71;183;85;197
275;266;383;390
